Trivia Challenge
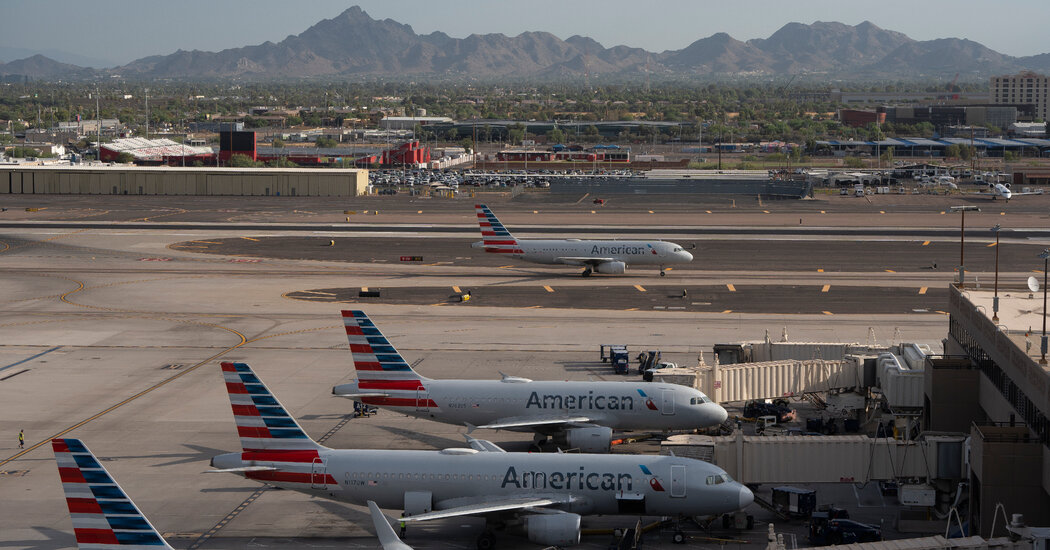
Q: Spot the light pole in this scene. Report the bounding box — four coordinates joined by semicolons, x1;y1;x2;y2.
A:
949;205;980;287
1040;248;1049;366
991;224;1001;322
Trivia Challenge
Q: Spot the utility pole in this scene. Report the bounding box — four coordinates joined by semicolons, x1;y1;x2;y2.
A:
145;88;149;140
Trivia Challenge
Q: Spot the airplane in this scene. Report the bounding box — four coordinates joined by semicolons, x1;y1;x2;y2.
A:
211;361;753;549
52;438;176;550
333;310;728;452
50;437;417;550
971;181;1043;201
471;204;693;277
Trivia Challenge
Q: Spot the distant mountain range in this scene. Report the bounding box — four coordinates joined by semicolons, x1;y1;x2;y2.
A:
2;7;1048;81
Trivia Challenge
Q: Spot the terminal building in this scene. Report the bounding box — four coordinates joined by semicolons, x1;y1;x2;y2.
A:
0;165;367;196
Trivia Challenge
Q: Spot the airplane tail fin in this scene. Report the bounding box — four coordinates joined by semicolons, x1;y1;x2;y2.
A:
341;310;427;383
52;438;175;550
221;361;326;452
475;204;522;253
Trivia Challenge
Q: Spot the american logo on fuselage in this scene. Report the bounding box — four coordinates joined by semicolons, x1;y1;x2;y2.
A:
501;465;634;491
525;391;637;410
589;244;654;256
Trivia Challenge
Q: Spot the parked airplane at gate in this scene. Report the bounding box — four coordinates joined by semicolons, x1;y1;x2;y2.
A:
971;181;1043;201
333;310;728;452
52;438;176;550
211;362;752;548
471;204;693;276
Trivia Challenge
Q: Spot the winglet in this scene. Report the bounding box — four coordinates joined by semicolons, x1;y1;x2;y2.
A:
465;436;506;453
52;438;176;550
367;501;414;550
464;422;476;434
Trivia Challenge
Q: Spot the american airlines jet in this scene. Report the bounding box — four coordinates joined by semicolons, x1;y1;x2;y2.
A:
472;204;693;276
333;310;728;452
211;362;753;548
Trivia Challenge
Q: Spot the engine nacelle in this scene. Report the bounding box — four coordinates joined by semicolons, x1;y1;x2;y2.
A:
565;426;613;453
594;261;626;274
524;512;581;547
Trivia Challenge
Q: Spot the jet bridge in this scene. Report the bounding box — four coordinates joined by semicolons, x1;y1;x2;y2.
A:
661;432;966;486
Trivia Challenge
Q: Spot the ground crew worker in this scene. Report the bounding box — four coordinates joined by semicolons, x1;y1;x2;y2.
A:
399;514;407;538
19;429;24;449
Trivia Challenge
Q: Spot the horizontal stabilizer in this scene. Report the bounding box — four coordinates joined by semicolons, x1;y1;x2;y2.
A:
334;392;390;399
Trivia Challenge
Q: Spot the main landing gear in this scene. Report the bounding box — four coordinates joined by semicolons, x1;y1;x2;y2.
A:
582;267;593;277
660;266;667;277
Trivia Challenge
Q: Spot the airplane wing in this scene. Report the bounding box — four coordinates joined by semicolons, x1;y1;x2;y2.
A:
474;415;593;431
367;501;414;550
553;257;616;267
403;495;574;522
1011;190;1044;196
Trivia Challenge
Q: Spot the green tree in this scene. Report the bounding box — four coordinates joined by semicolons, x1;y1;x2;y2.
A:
844;157;866;168
272;137;285;148
229;154;262;167
115;152;135;164
880;146;895;164
547;128;565;144
315;136;338;148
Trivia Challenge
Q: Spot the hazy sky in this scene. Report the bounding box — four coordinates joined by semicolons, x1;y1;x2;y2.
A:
3;0;1049;67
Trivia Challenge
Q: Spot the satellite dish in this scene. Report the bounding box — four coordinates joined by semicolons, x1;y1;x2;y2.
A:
1028;276;1040;293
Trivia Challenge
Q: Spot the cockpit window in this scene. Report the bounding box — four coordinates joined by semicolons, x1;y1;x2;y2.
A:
689;393;712;405
673;247;682;252
706;473;732;485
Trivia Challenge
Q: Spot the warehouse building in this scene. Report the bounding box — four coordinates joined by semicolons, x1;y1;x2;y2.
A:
0;166;367;196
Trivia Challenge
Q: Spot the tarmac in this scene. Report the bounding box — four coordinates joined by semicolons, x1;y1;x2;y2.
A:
1;190;1045;549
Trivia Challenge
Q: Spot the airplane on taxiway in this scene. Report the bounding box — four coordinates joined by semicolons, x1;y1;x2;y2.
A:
971;181;1043;201
471;204;693;276
211;361;752;549
333;310;728;452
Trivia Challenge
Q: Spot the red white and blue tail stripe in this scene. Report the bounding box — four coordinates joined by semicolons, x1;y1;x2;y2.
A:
475;204;523;254
221;361;324;452
340;310;435;410
52;438;174;550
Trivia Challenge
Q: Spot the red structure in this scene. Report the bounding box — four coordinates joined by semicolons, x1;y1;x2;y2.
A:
381;141;430;166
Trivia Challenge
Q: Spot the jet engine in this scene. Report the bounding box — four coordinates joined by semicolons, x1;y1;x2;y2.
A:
565;426;613;453
594;261;626;274
523;512;581;547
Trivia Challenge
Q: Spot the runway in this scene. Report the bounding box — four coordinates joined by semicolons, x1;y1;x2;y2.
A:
0;192;1043;549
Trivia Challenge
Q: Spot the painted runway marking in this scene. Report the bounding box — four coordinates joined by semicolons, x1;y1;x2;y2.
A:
922;240;930;246
721;310;733;314
727;284;736;292
634;285;647;292
823;311;834;315
885;269;896;273
452;286;461;293
821;285;831;293
543;285;555;293
919;287;928;295
817;268;824;272
987;242;998;247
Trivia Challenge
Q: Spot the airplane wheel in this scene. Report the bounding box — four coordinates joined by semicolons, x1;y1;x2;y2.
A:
672;531;687;544
582;268;592;277
660;271;667;277
476;530;497;550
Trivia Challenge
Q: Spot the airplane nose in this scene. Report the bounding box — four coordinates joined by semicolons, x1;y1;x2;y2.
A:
713;405;728;425
738;484;754;509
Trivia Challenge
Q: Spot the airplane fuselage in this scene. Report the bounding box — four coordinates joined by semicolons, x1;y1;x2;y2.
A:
213;448;752;518
489;239;692;267
339;379;728;433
